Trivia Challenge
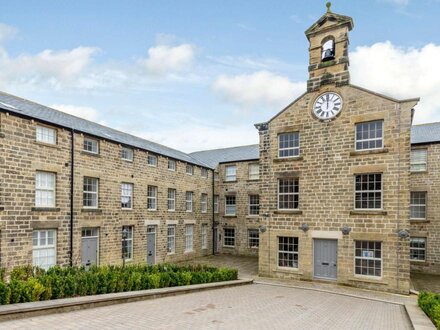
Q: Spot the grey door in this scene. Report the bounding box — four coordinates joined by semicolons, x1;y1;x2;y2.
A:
314;239;338;280
147;226;156;265
81;237;98;267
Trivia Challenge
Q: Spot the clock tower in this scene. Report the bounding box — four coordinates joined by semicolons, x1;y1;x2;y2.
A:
305;2;353;92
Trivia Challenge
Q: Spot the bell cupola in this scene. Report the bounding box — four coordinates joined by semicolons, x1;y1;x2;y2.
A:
305;2;354;92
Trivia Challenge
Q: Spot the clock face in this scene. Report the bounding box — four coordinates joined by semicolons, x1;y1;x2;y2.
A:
313;92;343;120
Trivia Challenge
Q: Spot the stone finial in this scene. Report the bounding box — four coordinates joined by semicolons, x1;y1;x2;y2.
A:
326;2;332;13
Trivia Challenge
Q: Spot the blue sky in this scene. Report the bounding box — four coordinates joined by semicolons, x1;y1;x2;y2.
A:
1;0;440;151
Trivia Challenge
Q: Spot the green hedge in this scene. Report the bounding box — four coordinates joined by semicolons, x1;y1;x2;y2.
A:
418;291;440;329
0;264;238;305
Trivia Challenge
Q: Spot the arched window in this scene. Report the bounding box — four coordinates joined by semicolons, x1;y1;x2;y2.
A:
321;37;335;62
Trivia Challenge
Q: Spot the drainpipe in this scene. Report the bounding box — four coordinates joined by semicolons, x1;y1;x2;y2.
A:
211;169;215;255
396;103;402;291
69;129;75;266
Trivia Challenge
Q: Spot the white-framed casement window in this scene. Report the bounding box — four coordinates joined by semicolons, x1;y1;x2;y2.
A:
35;171;56;207
410;192;426;220
355;120;383;151
248;163;259;180
225;165;237;181
121;183;133;209
83;177;98;208
201;224;208;249
214;195;219;213
147;185;157;210
122;226;133;260
354;174;382;209
32;229;56;270
278;236;299;268
278;132;300;158
225;195;236;216
278;178;299;210
354;241;382;277
121;147;133;161
167;225;176;254
224;228;235;247
186;164;194;175
36;125;56;145
248;229;259;248
185;224;194;252
201;168;208;178
167;188;176;211
147;154;157;167
185;191;193;212
411;149;428;172
201;193;208;213
83;137;99;154
248;195;260;215
168;159;176;171
410;237;426;261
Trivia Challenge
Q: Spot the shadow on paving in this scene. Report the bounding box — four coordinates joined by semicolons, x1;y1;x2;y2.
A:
412;272;440;294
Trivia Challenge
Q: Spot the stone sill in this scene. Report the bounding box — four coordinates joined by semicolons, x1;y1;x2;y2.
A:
410;260;427;264
349;148;389;157
410;170;427;174
80;151;101;157
223;180;237;183
246;215;260;219
274;210;303;215
222;246;235;249
31;207;61;212
410;219;429;223
246;179;260;182
224;215;237;218
34;141;60;149
273;156;303;163
81;208;102;213
275;267;302;275
348;276;387;285
349;210;387;216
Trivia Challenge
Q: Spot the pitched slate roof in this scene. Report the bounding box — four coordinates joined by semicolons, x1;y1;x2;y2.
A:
411;122;440;144
0;91;209;168
190;144;259;168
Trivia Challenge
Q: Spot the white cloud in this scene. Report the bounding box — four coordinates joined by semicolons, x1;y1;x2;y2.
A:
140;43;195;75
51;104;100;122
350;41;440;123
380;0;409;6
0;23;17;44
212;70;305;111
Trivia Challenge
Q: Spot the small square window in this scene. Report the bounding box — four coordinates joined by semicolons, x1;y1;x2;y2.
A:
411;149;427;172
278;132;300;158
168;159;176;171
410;237;426;261
248;163;259;180
224;228;235;247
225;165;236;181
354;241;382;277
186;164;194;175
36;125;56;144
355;120;383;151
201;168;208;178
121;147;133;161
84;137;99;154
147;154;157;167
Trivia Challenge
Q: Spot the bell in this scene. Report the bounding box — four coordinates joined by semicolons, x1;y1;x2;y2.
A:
322;48;335;62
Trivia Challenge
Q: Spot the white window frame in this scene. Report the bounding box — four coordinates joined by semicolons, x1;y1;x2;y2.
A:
122;226;133;261
410;237;426;262
35;171;56;207
354;241;382;278
121;147;133;162
121;183;133;209
185;224;194;252
248;194;260;216
248;229;259;248
214;195;219;214
278;132;300;158
411;149;427;172
167;225;176;254
186;164;194;175
83;177;98;209
248;163;260;180
147;154;157;167
277;178;299;210
410;191;426;220
83;137;99;154
32;229;57;270
36;125;56;145
185;191;193;212
167;188;176;211
355;120;384;151
168;159;176;171
223;228;235;247
201;168;208;178
354;174;383;210
278;236;299;269
225;165;237;182
225;195;236;216
201;224;208;249
147;185;157;211
201;193;208;213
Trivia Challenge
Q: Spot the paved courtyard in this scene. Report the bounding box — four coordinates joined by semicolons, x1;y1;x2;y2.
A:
411;272;440;294
0;283;411;330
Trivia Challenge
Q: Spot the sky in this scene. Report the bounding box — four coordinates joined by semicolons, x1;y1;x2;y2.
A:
1;0;440;152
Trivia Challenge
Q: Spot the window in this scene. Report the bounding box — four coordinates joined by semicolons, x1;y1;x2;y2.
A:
225;165;237;181
168;159;176;171
354;174;382;209
36;125;56;144
214;172;219;181
321;38;335;61
248;195;260;215
410;192;426;219
121;147;133;161
83;137;99;154
201;193;208;213
201;224;208;249
167;188;176;211
278;178;299;210
186;164;194;175
33;230;56;270
278;237;298;268
278;132;300;158
225;195;236;216
355;241;382;277
147;154;157;167
411;149;427;172
83;177;98;208
121;183;133;209
410;237;426;261
147;185;157;210
122;226;133;260
201;168;208;178
185;225;194;252
355;120;383;151
167;225;176;254
248;163;259;180
35;171;56;207
214;195;219;213
185;191;193;212
248;229;259;248
224;228;235;247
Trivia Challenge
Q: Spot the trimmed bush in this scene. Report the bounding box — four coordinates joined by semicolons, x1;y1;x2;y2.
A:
418;291;440;329
0;263;238;305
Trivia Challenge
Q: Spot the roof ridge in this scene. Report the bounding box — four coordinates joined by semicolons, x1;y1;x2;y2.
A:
412;121;440;127
190;144;259;154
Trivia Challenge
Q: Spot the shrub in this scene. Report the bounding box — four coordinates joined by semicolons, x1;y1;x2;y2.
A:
0;282;11;304
418;291;440;329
